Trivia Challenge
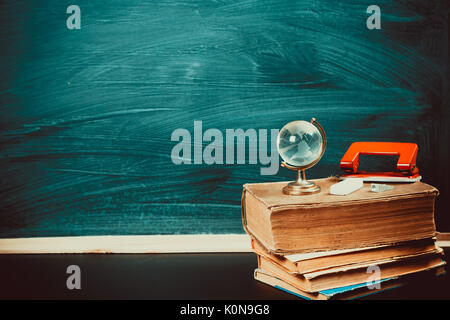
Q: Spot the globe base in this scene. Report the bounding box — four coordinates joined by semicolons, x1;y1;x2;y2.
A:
281;167;321;195
282;181;321;195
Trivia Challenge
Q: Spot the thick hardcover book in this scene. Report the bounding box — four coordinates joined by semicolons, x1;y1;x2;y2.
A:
241;178;439;253
256;250;445;292
254;267;446;300
254;268;402;300
251;237;440;274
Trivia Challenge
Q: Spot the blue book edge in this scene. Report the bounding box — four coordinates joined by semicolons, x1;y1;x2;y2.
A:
272;277;397;300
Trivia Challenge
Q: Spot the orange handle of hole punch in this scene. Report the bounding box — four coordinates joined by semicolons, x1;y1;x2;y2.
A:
340;142;419;174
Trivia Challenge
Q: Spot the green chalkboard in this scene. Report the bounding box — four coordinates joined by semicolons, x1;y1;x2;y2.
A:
0;0;448;237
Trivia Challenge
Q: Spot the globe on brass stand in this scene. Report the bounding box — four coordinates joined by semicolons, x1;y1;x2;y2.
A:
276;118;326;195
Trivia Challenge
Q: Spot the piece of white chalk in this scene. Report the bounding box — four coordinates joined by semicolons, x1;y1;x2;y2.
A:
371;183;394;193
330;178;363;196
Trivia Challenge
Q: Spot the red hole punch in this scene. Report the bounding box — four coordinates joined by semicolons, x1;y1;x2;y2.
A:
339;142;421;182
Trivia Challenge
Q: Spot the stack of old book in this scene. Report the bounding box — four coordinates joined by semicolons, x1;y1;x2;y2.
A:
241;178;446;300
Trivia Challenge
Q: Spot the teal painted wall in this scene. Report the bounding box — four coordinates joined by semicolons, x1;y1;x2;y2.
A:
0;0;448;237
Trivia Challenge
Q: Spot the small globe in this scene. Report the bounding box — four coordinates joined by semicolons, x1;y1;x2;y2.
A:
277;120;324;168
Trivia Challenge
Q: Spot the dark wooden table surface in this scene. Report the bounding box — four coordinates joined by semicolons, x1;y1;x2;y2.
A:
0;250;449;300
